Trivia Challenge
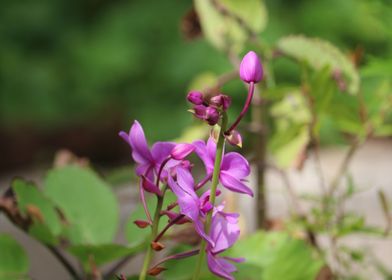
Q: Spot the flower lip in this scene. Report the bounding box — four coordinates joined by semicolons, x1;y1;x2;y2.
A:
239;51;263;84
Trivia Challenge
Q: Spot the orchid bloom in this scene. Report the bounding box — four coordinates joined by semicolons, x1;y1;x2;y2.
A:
167;166;218;246
119;120;177;182
206;206;244;280
193;138;253;196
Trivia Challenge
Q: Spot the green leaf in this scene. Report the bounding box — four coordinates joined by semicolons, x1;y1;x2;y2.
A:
43;165;119;245
269;92;310;168
125;197;155;247
277;35;360;94
12;178;62;245
0;234;29;280
228;231;324;280
194;0;267;51
68;243;142;269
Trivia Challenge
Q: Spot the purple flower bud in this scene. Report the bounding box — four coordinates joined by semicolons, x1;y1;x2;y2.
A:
205;107;219;125
171;143;195;160
226;130;242;148
193;104;208;119
210;94;231;111
239;51;263;84
187;91;204;105
141;175;162;196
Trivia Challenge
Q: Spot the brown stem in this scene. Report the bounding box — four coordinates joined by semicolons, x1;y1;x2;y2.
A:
251;85;268;229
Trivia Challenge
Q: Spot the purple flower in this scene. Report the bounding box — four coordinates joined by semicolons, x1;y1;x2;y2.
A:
119;120;176;181
193;138;253;196
206;207;244;280
167;166;218;246
239;51;263;84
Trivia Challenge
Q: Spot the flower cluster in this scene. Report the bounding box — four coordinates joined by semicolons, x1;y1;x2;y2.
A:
187;91;231;126
120;51;262;280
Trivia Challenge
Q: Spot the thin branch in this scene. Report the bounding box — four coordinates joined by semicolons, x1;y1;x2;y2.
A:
48;246;82;280
267;164;303;217
103;242;145;279
329;139;360;195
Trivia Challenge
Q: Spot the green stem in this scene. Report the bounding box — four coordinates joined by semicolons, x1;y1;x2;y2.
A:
193;113;228;280
139;187;166;280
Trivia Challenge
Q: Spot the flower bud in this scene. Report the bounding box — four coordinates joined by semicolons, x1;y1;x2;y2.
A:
134;220;151;228
226;130;242;148
187;91;204;105
141;175;162;196
171;143;195;160
205;107;220;125
210;94;231;111
239;51;263;83
151;241;165;251
193;104;207;119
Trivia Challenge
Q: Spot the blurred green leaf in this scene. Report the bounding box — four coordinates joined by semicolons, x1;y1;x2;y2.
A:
68;243;142;269
43;165;119;245
269;92;310;168
228;231;324;280
277;35;360;94
194;0;267;51
0;234;29;280
12;178;62;245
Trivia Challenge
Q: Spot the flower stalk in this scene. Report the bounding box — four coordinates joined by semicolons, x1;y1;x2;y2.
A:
192;112;228;280
139;186;167;280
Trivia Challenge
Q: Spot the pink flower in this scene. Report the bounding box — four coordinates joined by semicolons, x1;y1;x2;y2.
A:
239;51;263;84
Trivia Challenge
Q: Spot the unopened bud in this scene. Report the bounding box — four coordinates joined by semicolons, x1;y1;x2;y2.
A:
134;220;151;228
226;130;242;148
171;143;195;160
205;107;219;125
210;94;231;111
141;175;162;196
148;266;166;276
239;51;263;84
193;104;207;119
187;91;204;105
151;241;165;251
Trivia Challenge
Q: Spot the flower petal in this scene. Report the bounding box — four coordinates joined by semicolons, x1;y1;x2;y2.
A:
168;175;214;246
221;152;250;178
207;252;236;280
176;166;195;193
209;210;240;254
193;140;214;174
220;171;254;196
129;121;153;164
151;141;176;165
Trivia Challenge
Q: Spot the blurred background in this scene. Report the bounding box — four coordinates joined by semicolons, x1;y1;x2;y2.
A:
1;0;392;279
1;0;391;173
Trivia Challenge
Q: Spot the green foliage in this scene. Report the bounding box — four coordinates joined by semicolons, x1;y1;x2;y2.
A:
12;179;62;244
228;231;324;280
268;90;310;168
164;231;324;280
194;0;267;52
0;234;29;280
277;35;360;94
68;243;141;270
44;165;119;245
